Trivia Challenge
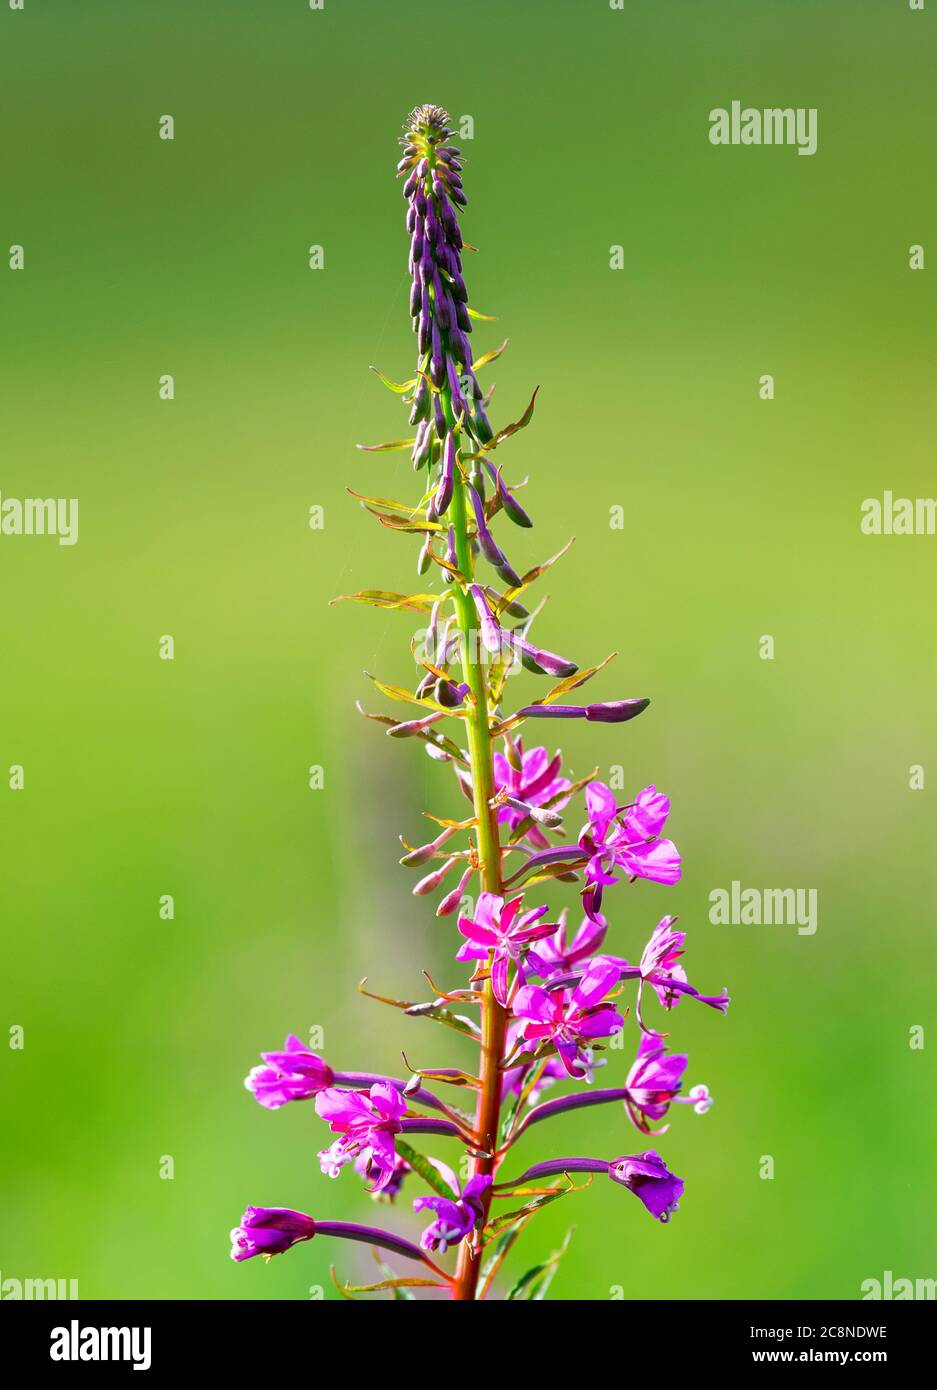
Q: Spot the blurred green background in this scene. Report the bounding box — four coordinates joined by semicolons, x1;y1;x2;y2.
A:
2;0;935;1300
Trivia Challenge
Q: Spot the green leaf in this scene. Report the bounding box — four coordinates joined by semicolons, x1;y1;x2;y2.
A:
494;654;618;735
356;437;416;453
505;1228;574;1301
403;1000;482;1038
471;338;509;371
477;1213;534;1299
369;366;418;394
487;384;540;449
543;652;617;699
467;306;497;322
485;1185;570;1237
363;672;450;713
395;1141;457;1200
363;506;441;535
355;702;470;767
347;488;426;517
410;1067;480;1089
345;1275;443;1293
330;589;439;614
357;981;481;1038
504;536;575;603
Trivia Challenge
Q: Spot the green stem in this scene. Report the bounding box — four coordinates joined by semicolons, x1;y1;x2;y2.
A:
422;138;505;1301
448;460;506;1303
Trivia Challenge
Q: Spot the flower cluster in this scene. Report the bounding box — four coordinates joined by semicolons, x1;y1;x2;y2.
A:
231;104;730;1300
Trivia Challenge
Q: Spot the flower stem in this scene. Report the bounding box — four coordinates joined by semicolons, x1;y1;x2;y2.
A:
448;464;506;1302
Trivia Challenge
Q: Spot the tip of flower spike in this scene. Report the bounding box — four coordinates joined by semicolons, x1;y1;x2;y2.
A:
404;104;453;140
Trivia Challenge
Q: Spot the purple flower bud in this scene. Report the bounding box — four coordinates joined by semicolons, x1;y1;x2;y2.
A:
469;583;506;655
413;856;461;895
513;634;578;679
473;401;494;444
408;375;429;425
443;524;458;582
412;419;432;470
419;239;434;284
388;708;446;738
433;274;451;331
448;327;471;367
425;202;440;245
447;356;468;417
415;669;436;699
502;795;564;829
483;461;533;528
435;677;469;707
437;195;461;245
431;431;456;517
431;325;445;386
516;699;651;722
481;584;529;620
230;1206;316;1262
400;824;458;867
468;484;521;587
436;862;474;916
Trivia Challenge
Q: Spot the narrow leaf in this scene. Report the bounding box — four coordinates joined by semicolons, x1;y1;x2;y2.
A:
355;702;470;767
403;1000;482;1038
330;589;439;614
471;338;509;371
487;384;540;449
347;488;425;517
364;672;450;714
369;366;418;394
396;1141;457;1200
356;437;416;453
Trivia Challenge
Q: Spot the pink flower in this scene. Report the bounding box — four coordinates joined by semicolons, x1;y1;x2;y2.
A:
608;1150;684;1222
528;908;608;978
457;892;557;1006
492;742;571;846
579;782;681;923
512;958;624;1078
609;916;730;1028
315;1083;407;1192
412;1161;492;1253
244;1035;334;1110
624;1031;689;1134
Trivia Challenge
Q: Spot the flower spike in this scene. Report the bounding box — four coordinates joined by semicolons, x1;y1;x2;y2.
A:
232;104;730;1300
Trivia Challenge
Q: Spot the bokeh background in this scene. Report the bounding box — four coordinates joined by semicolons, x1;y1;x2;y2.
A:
2;0;935;1300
